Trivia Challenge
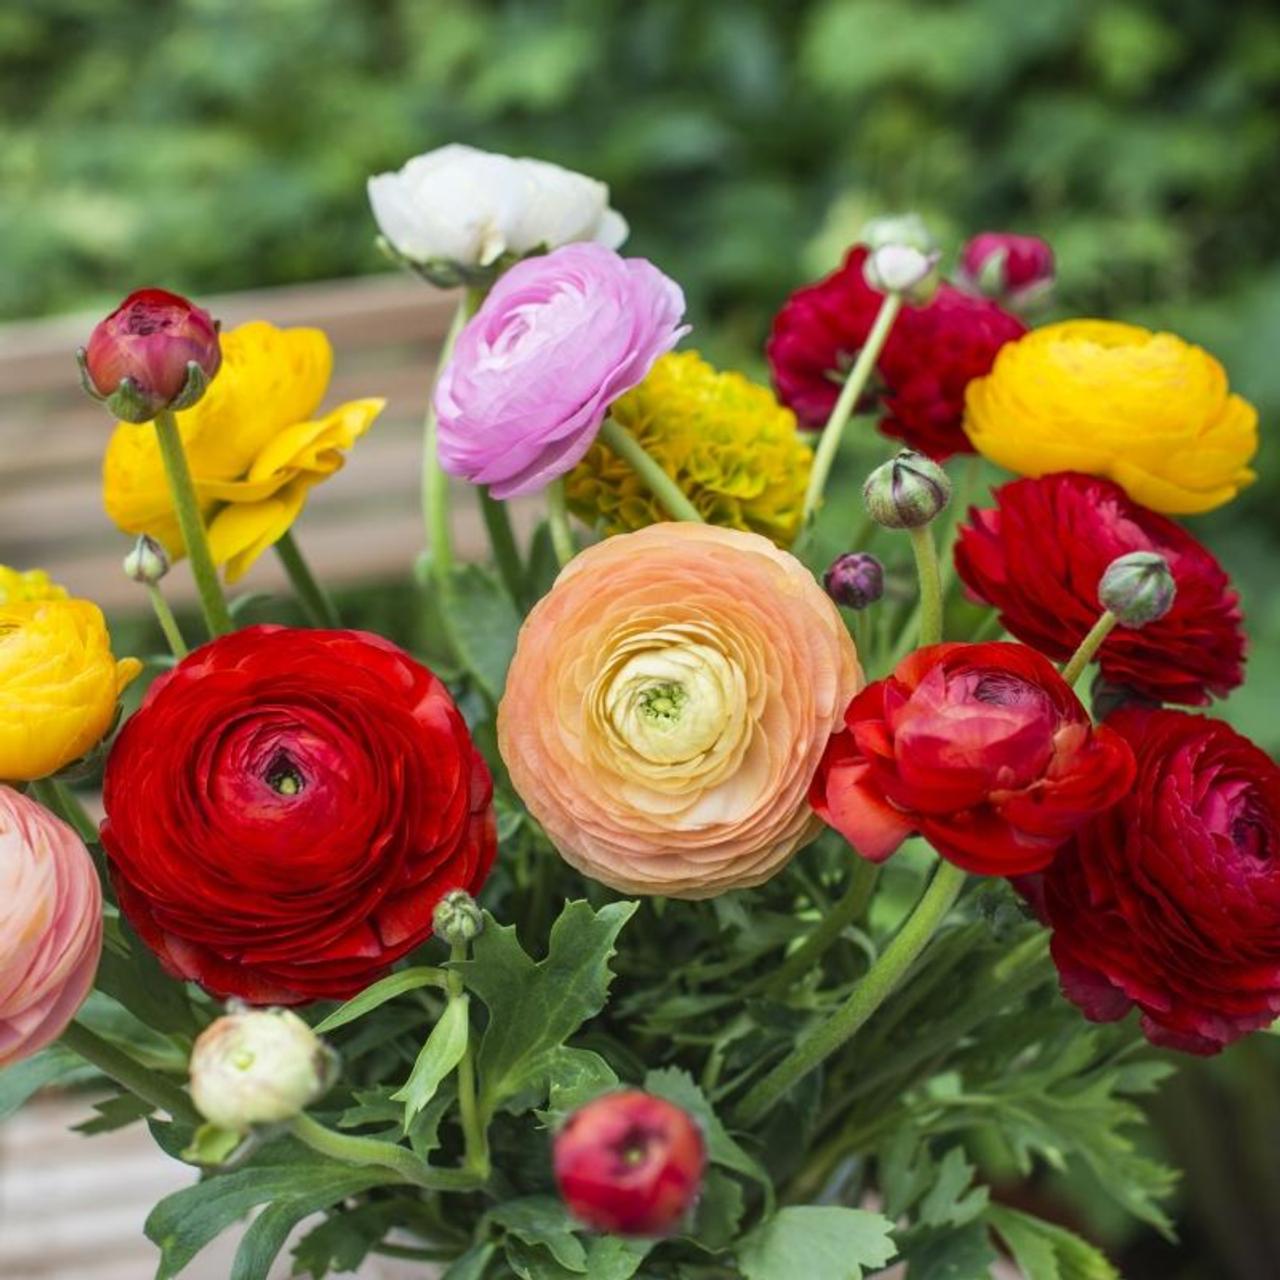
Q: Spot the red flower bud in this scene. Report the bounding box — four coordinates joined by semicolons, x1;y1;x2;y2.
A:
959;233;1055;306
553;1090;706;1236
79;287;221;422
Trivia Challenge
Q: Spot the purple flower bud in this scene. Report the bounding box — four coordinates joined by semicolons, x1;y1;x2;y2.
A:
824;552;885;610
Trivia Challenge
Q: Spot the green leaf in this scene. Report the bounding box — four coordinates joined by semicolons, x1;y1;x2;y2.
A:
73;1090;156;1135
463;900;638;1115
437;563;522;703
312;966;446;1034
986;1205;1120;1280
685;1167;746;1253
96;918;202;1035
918;1147;989;1229
441;1242;497;1280
180;1122;244;1166
0;1045;87;1121
291;1201;407;1278
391;993;470;1124
538;1046;619;1123
487;1197;587;1272
898;1221;999;1280
738;1206;897;1280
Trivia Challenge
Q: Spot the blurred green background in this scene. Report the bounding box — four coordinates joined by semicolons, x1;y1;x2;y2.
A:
3;2;1278;1276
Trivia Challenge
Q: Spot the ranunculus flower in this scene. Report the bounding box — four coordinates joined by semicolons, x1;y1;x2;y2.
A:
498;524;861;897
964;320;1258;515
368;144;628;280
957;232;1055;305
810;643;1135;875
0;565;67;605
0;786;103;1066
1038;709;1280;1054
0;599;141;782
101;626;496;1004
434;243;687;498
103;321;384;581
955;473;1245;706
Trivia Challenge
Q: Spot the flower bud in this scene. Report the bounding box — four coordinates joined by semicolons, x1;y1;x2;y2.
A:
78;288;221;422
959;233;1055;309
864;244;941;304
554;1090;707;1236
189;1007;338;1134
863;450;952;529
823;552;885;610
433;888;484;948
122;535;170;585
860;212;937;255
1098;551;1176;629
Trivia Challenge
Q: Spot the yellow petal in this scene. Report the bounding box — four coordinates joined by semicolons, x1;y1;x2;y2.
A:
206;480;312;583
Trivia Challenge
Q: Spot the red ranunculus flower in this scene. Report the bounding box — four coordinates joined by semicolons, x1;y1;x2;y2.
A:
1037;709;1280;1054
766;246;1024;457
955;472;1245;706
101;626;495;1004
810;643;1134;875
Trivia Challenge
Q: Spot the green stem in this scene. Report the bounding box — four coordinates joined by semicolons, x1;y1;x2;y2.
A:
153;409;232;637
60;1021;199;1124
30;777;98;846
734;858;966;1126
449;942;490;1178
478;488;527;609
145;584;188;657
801;292;904;527
1061;610;1117;687
909;523;944;646
547;478;576;567
275;529;341;628
599;417;704;523
423;295;475;578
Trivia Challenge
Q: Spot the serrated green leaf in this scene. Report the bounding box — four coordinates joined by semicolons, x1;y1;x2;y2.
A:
313;966;447;1034
73;1090;156;1136
898;1221;999;1280
918;1147;989;1229
391;993;470;1124
538;1046;619;1123
737;1206;897;1280
986;1205;1120;1280
487;1197;587;1272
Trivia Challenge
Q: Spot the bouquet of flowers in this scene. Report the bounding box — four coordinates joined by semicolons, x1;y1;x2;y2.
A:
1;143;1272;1280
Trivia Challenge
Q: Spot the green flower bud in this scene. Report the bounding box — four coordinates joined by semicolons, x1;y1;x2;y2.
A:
123;534;170;585
862;450;952;529
1098;551;1176;628
433;888;484;947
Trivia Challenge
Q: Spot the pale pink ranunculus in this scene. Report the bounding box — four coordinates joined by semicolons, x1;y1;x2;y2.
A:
434;242;688;498
0;786;103;1066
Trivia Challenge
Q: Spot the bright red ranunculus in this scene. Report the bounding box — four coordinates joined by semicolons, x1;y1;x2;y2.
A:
554;1090;707;1236
101;625;496;1005
954;472;1245;706
1037;709;1280;1055
810;642;1135;875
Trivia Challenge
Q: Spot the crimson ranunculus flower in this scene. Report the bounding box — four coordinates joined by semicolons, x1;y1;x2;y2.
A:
1038;709;1280;1054
101;626;495;1004
810;643;1134;875
955;473;1245;706
766;246;1024;457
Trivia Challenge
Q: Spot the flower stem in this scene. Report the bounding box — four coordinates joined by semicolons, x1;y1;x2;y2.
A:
60;1021;200;1124
547;478;576;567
909;523;944;646
30;778;99;846
1061;610;1118;687
153;409;232;638
275;529;341;628
478;487;527;609
599;417;704;523
802;292;904;527
449;941;490;1179
145;585;188;657
733;858;966;1127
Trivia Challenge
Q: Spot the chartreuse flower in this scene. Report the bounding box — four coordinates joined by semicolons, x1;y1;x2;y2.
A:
103;322;383;581
0;566;67;605
565;351;812;547
964;320;1258;515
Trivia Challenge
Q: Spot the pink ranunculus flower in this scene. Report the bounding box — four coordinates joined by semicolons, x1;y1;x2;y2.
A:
434;242;688;498
0;786;103;1066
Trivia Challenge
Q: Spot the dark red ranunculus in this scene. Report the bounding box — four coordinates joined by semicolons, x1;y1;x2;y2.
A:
954;472;1245;706
810;642;1134;875
101;625;495;1004
1037;709;1280;1055
554;1090;706;1236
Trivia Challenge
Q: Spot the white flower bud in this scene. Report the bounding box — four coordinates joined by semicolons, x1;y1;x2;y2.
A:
122;534;170;585
864;245;942;303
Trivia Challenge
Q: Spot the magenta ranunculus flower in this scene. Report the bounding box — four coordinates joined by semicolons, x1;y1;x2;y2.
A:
433;242;688;498
0;786;103;1066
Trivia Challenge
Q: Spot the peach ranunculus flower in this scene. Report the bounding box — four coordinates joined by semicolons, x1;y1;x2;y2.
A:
497;524;862;897
0;786;103;1066
102;321;384;581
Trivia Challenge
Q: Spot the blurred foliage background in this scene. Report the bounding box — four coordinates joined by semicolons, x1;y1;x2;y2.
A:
3;1;1279;1277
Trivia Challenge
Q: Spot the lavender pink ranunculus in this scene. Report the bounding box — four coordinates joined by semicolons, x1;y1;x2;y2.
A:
433;242;688;498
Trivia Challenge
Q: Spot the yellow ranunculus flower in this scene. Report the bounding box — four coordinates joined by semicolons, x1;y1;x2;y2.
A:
964;320;1258;515
102;321;384;581
0;566;67;605
0;599;141;782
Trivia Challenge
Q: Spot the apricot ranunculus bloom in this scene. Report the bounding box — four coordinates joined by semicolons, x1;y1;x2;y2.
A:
498;524;861;897
964;319;1258;515
0;599;141;782
103;321;384;581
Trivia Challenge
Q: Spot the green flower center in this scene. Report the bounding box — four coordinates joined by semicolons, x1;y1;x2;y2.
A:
638;682;688;723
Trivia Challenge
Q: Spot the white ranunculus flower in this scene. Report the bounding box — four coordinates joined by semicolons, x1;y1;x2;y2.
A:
367;144;628;278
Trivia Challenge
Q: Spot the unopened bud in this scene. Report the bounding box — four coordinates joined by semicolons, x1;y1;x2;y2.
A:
123;535;170;585
959;233;1055;309
433;889;484;947
189;1006;338;1134
863;450;952;529
824;552;884;610
864;245;941;303
1098;551;1175;628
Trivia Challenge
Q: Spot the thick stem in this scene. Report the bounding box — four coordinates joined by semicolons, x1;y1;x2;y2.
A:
547;478;576;567
478;488;527;608
598;417;704;523
802;292;904;526
1061;610;1118;687
909;523;944;647
275;530;341;628
422;295;475;577
734;858;966;1126
60;1021;199;1124
145;585;188;657
153;409;232;637
29;777;99;846
449;942;490;1178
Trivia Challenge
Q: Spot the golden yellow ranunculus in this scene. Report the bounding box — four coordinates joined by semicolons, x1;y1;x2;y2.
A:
0;599;141;782
964;319;1258;515
103;321;384;581
0;566;67;605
